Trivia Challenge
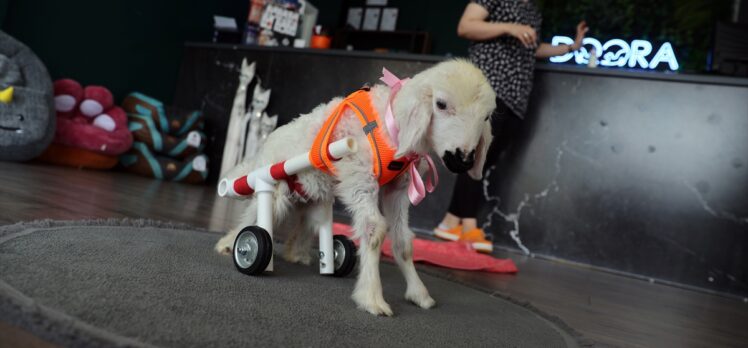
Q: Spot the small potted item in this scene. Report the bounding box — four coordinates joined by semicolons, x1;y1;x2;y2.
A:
310;25;331;49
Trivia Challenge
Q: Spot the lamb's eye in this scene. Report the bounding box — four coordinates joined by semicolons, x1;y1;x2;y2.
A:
436;100;447;110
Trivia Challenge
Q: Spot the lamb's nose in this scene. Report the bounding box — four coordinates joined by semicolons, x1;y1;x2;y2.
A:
464;150;475;163
442;149;475;173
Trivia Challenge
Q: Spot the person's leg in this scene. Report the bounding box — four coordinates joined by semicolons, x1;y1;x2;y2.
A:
446;170;485;220
454;131;505;252
449;171;485;228
458;98;516;218
466;108;523;232
433;199;464;240
438;212;461;229
436;145;493;240
442;99;522;251
435;98;515;241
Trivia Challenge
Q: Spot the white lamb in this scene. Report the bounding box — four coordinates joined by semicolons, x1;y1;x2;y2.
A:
215;59;496;316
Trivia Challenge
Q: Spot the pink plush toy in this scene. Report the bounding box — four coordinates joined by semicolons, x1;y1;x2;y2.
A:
52;79;132;155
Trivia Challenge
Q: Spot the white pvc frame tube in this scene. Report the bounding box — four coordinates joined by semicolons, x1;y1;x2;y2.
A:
310;203;335;274
217;137;358;274
255;179;275;272
217;137;357;199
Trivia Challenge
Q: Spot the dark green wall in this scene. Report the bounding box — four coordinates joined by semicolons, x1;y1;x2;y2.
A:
1;0;470;104
1;0;728;105
393;0;469;56
0;0;8;26
2;0;246;103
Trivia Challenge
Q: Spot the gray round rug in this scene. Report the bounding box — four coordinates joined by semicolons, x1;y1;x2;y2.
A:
0;220;586;347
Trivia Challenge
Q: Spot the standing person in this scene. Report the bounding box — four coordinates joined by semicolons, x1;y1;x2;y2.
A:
433;0;588;253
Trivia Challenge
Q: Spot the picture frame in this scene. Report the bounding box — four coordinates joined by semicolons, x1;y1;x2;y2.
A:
380;8;398;32
346;7;363;30
362;7;381;31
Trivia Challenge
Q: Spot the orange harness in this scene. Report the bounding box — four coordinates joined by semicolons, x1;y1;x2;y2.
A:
309;88;410;186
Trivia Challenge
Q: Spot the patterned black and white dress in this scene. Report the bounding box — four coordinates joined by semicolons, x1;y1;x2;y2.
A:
468;0;542;119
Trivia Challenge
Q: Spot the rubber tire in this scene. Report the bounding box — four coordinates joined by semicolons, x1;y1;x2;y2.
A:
332;235;357;277
233;226;273;275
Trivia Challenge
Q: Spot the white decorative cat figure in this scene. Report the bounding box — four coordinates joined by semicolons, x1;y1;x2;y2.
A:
244;113;277;159
240;83;271;161
259;114;278;141
220;58;255;178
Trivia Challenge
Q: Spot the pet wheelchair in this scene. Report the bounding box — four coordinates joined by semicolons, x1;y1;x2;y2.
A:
217;138;358;277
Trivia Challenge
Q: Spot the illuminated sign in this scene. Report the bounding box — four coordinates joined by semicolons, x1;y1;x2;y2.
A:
549;36;679;71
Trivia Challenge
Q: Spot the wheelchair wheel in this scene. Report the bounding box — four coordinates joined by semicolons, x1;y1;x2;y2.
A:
332;235;356;277
233;226;273;275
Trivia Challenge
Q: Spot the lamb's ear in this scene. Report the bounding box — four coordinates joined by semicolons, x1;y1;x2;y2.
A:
394;85;433;158
468;122;493;180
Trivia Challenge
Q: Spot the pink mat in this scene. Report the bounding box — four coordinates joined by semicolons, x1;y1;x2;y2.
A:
333;223;517;274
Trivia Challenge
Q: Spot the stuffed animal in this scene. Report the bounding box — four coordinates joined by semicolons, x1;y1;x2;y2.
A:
120;142;208;184
122;92;205;137
0;31;55;162
120;92;208;184
37;79;133;169
37;143;120;169
127;113;206;159
52;79;133;154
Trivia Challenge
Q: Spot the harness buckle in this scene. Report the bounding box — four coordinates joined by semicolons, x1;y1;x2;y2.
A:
387;161;405;171
362;120;378;134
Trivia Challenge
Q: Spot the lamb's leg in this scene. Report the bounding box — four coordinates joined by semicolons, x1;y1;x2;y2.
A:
338;178;392;316
382;178;435;309
282;209;313;265
295;200;335;269
215;199;258;255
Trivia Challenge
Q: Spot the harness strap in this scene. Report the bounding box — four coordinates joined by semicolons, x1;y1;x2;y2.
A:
309;100;346;175
309;68;437;204
309;89;392;179
346;92;384;180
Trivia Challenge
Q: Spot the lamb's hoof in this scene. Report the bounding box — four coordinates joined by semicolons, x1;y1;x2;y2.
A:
359;300;394;316
214;235;234;255
406;288;436;309
352;291;393;316
283;250;312;265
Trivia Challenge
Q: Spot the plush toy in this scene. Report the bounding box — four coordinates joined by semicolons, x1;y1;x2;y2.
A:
0;31;55;162
120;92;208;184
120;142;208;184
37;143;119;169
37;79;133;169
127;114;206;159
52;79;132;154
122;92;205;137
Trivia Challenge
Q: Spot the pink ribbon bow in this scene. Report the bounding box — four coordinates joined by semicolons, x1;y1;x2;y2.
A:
380;67;439;205
404;153;439;205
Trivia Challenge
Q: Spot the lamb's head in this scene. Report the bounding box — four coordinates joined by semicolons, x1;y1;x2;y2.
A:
393;59;496;179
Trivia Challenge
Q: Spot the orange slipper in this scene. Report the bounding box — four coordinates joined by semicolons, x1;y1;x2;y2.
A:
460;228;493;253
433;224;462;241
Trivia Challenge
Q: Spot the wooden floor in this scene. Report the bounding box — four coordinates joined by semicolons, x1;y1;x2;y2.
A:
1;161;746;347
